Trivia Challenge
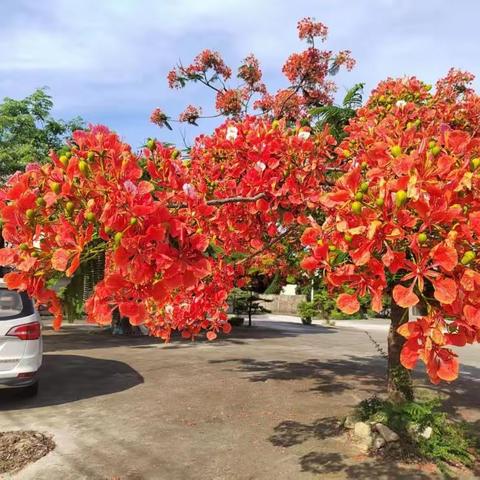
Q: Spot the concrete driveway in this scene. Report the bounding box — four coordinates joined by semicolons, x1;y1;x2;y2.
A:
1;318;479;480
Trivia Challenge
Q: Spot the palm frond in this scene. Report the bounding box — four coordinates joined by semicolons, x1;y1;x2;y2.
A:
343;83;365;109
309;83;364;141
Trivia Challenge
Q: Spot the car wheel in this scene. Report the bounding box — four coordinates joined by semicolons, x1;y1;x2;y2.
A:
22;381;39;397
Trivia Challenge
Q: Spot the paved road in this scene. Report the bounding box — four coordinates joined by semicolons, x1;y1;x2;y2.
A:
0;318;478;479
257;314;480;370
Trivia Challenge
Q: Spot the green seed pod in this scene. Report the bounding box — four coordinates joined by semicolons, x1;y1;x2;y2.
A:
418;233;428;244
65;201;75;214
431;145;441;156
470;157;480;171
395;190;408;208
359;182;369;193
51;182;61;194
390;145;402;158
114;232;123;246
354;192;364;201
351;201;362;215
78;160;88;175
461;251;476;265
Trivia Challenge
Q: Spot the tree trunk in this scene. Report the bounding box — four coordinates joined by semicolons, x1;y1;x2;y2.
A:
111;307;133;335
248;290;252;327
387;300;413;403
0;231;4;277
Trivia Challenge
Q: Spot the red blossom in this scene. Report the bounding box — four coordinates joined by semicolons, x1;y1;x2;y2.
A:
237;54;263;87
178;105;202;125
150;108;169;127
297;17;328;43
215;89;244;116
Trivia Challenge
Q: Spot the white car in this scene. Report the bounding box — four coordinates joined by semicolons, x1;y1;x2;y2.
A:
0;279;42;396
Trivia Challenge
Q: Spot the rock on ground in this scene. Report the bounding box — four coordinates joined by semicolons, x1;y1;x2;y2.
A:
374;423;399;443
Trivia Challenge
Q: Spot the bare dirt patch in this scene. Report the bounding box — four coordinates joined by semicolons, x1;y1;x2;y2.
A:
0;431;55;474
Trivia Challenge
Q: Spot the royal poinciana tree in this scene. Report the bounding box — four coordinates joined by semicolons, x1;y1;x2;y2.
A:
301;70;480;399
0;117;335;339
0;18;479;401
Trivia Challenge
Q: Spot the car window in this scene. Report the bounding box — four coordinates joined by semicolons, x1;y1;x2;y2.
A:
0;289;24;318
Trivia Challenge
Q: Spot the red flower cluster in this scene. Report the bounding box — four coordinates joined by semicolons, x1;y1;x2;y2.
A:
215;89;244;116
297;17;328;43
253;89;303;122
237;54;264;90
165;17;354;122
187;116;335;258
282;48;329;84
167;69;183;89
150;108;168;127
0;118;336;340
333;50;356;71
169;49;232;86
178;105;202;125
300;71;480;383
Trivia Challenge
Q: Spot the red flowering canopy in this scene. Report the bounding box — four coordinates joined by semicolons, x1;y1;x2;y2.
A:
300;70;480;383
155;17;355;126
0;118;335;340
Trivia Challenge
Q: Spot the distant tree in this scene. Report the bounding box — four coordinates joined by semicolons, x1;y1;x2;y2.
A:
229;288;272;327
0;88;84;177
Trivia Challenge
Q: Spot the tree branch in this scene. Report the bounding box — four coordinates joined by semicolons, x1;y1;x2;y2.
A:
238;224;300;265
206;192;265;206
168;193;266;209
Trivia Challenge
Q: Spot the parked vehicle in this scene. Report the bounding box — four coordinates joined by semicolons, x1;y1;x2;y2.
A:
0;279;42;396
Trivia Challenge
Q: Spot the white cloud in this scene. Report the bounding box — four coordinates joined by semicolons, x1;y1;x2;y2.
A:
1;0;479;148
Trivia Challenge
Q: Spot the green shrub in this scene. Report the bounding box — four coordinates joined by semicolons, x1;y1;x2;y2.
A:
355;396;478;473
297;301;318;320
228;316;245;326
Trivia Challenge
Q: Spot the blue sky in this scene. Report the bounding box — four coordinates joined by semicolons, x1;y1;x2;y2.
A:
1;0;479;149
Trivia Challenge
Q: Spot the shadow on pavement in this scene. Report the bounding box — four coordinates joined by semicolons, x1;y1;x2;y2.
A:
43;320;336;353
269;416;343;447
210;355;386;396
210;356;480;417
0;354;144;410
298;451;433;478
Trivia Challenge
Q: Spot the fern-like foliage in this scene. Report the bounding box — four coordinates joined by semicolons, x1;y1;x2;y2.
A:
310;83;364;141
